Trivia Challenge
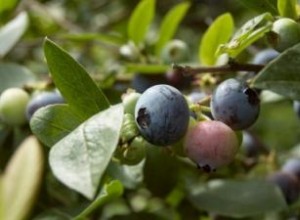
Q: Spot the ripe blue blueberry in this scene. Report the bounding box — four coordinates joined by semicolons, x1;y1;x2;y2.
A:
26;90;64;121
253;49;279;65
135;84;190;146
241;131;269;158
210;78;260;130
293;101;300;119
282;158;300;180
267;171;300;205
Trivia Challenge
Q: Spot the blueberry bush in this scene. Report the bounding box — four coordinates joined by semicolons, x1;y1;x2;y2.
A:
1;0;300;219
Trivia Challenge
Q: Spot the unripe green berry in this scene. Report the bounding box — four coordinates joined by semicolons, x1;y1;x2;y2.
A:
122;91;141;116
270;18;300;52
122;136;146;165
120;113;139;143
0;88;29;126
161;39;189;64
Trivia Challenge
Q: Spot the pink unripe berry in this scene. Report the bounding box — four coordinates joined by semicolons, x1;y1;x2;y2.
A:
184;120;239;172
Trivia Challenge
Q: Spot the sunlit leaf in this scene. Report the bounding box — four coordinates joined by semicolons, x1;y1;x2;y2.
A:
217;13;273;58
0;0;20;13
277;0;297;19
155;2;190;56
199;13;234;65
128;0;155;45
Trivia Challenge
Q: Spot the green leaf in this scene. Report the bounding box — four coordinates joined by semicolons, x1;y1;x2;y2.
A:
74;180;124;220
217;13;273;58
238;0;278;15
0;63;36;93
252;43;300;100
199;13;234;65
277;0;297;19
49;104;124;199
30;104;83;147
44;38;110;119
188;179;287;218
0;12;28;58
0;0;20;13
61;33;126;46
107;161;145;189
143;147;180;197
3;136;44;220
125;63;169;73
128;0;155;45
155;2;190;56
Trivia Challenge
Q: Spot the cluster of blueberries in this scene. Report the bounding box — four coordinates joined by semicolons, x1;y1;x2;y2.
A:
0;16;300;208
132;80;259;172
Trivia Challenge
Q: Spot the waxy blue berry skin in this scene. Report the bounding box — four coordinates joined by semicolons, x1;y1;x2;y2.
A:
135;84;190;146
267;171;300;205
282;158;300;180
210;78;260;130
253;49;279;65
26;91;64;121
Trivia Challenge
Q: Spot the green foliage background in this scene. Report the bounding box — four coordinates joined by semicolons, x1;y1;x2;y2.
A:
0;0;300;219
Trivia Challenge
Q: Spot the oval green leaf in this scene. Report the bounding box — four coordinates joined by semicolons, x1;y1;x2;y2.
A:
188;179;287;218
43;38;110;120
3;136;44;220
238;0;278;15
252;43;300;100
107;161;145;189
49;104;124;200
30;104;83;147
0;0;20;13
277;0;297;19
0;63;36;93
155;2;190;56
199;13;234;65
0;12;28;58
128;0;155;45
217;13;273;58
74;180;124;219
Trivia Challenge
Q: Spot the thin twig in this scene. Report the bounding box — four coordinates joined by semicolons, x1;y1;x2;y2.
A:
173;61;264;76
